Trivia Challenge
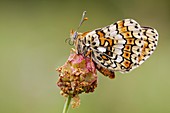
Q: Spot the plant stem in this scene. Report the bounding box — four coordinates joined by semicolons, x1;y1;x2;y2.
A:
62;96;71;113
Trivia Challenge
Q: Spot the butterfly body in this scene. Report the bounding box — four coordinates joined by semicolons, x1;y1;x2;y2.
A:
70;19;158;77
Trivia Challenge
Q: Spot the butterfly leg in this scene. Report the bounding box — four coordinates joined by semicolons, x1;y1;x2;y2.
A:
71;48;76;52
85;49;92;57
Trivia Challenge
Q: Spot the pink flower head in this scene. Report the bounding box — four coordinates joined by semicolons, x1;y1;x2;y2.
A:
57;51;98;108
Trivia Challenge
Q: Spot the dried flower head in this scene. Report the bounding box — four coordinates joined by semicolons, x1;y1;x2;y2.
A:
57;51;98;108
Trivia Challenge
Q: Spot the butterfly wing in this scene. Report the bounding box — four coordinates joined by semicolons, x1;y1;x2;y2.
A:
138;27;158;65
88;19;158;73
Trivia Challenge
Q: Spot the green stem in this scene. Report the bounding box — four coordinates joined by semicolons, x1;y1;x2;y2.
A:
62;96;71;113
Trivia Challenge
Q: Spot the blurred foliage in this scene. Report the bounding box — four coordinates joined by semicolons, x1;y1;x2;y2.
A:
0;0;170;113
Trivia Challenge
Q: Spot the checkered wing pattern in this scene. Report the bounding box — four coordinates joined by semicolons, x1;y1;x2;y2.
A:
73;19;158;76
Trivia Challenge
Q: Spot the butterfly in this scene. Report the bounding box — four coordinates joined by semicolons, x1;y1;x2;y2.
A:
69;11;159;78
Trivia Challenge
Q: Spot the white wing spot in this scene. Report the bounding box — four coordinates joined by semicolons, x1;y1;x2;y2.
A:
97;47;106;52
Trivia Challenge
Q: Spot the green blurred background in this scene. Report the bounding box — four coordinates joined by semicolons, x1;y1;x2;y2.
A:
0;0;169;113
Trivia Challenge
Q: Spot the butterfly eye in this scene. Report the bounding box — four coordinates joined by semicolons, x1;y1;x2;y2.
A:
73;31;78;40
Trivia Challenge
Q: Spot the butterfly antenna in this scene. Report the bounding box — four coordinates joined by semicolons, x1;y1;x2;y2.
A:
77;11;88;31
